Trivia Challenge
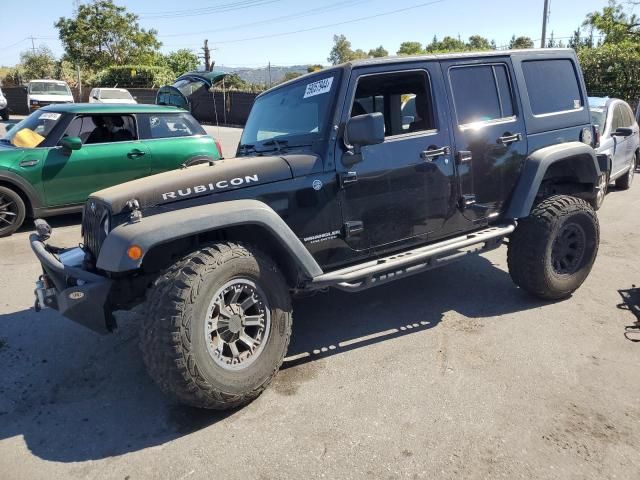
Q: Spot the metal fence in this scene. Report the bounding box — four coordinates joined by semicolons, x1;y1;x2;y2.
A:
2;87;258;126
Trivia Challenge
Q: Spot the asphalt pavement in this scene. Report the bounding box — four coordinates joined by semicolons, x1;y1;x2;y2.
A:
0;124;639;479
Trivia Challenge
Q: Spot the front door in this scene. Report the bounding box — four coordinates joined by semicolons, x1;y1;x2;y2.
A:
43;114;151;206
337;65;457;252
440;58;528;222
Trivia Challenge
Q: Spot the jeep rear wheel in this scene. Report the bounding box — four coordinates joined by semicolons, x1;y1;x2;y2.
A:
507;195;599;300
140;242;292;409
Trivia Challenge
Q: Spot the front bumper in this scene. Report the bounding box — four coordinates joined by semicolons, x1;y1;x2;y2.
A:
30;232;115;334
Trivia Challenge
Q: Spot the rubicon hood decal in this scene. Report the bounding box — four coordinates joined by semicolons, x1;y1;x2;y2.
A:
90;156;293;213
162;174;260;200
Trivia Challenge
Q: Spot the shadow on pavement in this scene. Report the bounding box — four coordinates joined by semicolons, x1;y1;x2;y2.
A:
0;254;545;462
16;213;83;234
618;285;640;342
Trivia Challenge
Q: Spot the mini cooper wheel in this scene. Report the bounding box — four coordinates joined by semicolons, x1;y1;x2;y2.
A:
0;186;26;237
507;195;599;300
140;242;292;409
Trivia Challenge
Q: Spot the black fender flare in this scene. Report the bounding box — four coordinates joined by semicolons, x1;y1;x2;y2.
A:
96;199;324;278
504;142;600;219
0;170;43;214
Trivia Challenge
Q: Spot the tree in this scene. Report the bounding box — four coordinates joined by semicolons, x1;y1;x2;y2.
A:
56;0;161;70
164;49;199;77
583;0;640;44
352;48;368;60
467;35;494;51
20;46;57;80
328;34;353;65
509;35;535;49
425;36;468;52
397;41;425;56
282;72;303;82
307;64;324;73
368;46;389;58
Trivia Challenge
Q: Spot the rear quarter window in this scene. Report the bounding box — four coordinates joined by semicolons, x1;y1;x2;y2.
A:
522;59;583;115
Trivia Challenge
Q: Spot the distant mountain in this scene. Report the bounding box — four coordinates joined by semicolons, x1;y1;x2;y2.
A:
216;65;311;85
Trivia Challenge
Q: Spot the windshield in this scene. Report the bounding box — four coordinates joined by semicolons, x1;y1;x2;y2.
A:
590;108;606;130
100;89;133;100
29;82;71;96
241;73;338;147
173;78;207;97
2;110;64;148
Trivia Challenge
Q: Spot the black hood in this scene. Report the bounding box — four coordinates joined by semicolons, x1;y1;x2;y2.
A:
90;156;293;214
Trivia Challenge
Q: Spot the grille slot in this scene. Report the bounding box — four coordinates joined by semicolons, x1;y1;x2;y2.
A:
82;200;110;259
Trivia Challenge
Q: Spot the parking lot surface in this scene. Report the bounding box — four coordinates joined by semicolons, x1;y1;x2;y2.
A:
0;129;639;478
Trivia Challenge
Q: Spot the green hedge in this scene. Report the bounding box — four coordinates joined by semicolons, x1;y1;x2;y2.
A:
578;43;640;107
93;65;174;88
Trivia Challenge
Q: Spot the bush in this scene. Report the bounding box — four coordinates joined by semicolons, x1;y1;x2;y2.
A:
93;65;174;88
578;42;640;106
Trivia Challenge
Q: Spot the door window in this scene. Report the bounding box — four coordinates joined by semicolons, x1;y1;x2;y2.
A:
522;59;583;115
622;104;634;127
449;64;514;125
147;113;206;139
64;115;137;144
350;70;435;137
611;105;624;132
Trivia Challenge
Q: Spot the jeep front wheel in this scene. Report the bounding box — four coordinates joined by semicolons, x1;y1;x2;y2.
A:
507;195;599;300
140;242;292;409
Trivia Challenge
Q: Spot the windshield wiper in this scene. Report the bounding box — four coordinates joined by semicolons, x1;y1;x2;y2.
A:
238;143;257;154
0;139;13;146
261;139;288;153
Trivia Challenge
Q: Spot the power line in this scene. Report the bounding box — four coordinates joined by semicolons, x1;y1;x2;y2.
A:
158;0;367;39
178;0;447;46
138;0;284;19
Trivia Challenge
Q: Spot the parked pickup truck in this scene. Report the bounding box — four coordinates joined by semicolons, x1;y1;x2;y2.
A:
30;49;603;409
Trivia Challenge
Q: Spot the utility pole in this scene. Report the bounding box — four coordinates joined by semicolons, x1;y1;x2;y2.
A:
541;0;550;48
29;36;36;54
268;62;272;88
202;39;211;71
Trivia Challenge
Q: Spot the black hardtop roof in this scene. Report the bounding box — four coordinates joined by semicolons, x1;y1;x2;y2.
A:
259;48;576;98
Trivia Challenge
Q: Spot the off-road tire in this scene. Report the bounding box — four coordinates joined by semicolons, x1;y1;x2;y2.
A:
140;242;292;409
615;154;636;190
0;186;26;237
507;195;599;300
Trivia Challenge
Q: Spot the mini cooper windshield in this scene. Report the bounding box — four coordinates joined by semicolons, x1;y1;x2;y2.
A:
2;110;63;148
240;72;338;150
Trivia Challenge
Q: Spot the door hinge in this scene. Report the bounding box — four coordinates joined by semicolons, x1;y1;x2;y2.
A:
339;171;358;187
343;220;364;238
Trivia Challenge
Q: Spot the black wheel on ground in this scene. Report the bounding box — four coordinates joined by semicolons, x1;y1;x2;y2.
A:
615;154;635;190
0;109;8;121
507;195;599;301
0;186;26;237
140;242;293;409
591;171;608;210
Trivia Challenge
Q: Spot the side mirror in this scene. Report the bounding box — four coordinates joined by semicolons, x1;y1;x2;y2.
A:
613;127;633;137
345;112;385;148
92;95;99;100
60;136;82;152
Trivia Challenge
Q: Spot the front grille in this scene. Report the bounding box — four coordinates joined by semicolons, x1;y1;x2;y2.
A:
82;200;110;259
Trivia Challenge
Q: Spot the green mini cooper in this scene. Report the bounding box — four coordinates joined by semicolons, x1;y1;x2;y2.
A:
0;104;222;236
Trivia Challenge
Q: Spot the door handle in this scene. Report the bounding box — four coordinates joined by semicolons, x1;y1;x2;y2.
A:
19;159;39;167
456;150;472;164
497;133;522;145
420;146;450;161
127;149;146;159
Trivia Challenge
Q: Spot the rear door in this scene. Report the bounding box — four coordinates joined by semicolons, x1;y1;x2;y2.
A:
138;112;219;173
43;114;151;206
440;58;527;222
337;64;457;252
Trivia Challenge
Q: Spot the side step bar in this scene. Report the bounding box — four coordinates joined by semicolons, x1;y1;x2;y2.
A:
308;223;516;292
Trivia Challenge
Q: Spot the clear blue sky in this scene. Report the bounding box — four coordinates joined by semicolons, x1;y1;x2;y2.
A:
0;0;620;68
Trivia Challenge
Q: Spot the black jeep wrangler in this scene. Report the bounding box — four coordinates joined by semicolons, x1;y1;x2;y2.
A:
31;49;605;409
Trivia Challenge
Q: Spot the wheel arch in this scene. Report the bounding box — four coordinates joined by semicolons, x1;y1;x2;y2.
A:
0;171;42;217
504;142;600;219
96;199;323;286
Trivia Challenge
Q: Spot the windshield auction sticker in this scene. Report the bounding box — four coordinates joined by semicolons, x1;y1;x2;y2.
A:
304;77;333;99
40;112;61;121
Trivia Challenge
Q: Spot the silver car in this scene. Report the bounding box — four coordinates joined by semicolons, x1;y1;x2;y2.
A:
590;97;637;208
